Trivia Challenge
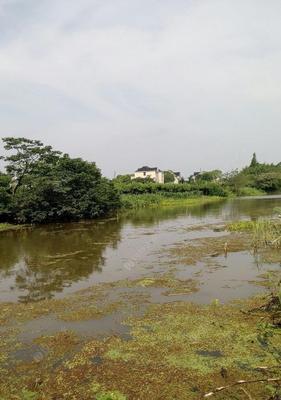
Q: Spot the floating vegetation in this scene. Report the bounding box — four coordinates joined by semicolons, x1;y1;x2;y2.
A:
167;234;250;265
123;274;199;296
1;295;280;399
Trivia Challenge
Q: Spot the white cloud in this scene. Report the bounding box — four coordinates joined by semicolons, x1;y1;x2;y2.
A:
0;0;280;176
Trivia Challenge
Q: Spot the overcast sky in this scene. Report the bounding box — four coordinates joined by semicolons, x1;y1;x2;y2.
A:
0;0;280;178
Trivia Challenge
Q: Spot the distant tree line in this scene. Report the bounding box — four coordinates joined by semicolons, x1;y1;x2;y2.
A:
223;153;281;195
0;137;119;223
114;181;229;197
114;154;281;197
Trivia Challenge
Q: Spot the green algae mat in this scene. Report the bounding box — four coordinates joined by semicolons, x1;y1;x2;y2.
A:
0;277;280;400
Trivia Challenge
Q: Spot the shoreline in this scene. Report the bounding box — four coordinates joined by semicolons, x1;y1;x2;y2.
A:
120;194;225;209
0;223;27;233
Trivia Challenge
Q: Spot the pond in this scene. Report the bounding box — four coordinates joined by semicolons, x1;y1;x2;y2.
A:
0;195;280;304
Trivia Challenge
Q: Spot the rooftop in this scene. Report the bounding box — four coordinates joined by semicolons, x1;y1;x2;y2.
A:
136;166;159;172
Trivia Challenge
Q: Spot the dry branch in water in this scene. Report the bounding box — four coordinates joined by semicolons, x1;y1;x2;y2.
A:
203;378;281;398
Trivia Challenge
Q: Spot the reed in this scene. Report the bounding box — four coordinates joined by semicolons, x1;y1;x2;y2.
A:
228;219;281;248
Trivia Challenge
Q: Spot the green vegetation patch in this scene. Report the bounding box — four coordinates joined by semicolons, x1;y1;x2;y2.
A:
0;223;25;232
228;219;281;249
121;194;224;209
0;295;280;399
127;275;198;296
168;233;251;265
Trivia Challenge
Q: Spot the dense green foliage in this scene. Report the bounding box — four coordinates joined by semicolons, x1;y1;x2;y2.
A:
112;174;132;184
189;169;222;182
115;181;229;197
0;173;12;219
224;154;281;194
164;170;175;183
0;137;119;223
121;193;223;209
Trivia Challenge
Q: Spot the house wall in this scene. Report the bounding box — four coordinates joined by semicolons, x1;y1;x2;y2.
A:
157;171;165;184
133;170;164;183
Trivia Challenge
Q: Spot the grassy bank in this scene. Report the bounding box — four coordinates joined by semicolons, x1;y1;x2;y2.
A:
0;223;23;232
121;194;224;209
236;187;266;196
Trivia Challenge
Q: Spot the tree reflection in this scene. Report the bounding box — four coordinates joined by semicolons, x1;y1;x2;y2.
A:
0;220;122;302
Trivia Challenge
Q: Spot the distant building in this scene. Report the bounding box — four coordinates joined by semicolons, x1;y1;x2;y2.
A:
189;171;202;182
132;166;165;183
171;171;182;184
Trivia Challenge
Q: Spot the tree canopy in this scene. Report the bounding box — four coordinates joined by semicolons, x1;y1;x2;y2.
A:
0;137;120;223
164;171;175;183
250;152;258;167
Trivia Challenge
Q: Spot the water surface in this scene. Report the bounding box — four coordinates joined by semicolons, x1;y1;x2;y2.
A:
0;195;280;303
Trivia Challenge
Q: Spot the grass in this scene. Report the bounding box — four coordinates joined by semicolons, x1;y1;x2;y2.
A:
121;194;224;209
0;223;23;232
227;219;281;248
237;187;266;196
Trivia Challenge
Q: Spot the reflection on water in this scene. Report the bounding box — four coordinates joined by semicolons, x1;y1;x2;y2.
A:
0;220;122;302
0;196;280;303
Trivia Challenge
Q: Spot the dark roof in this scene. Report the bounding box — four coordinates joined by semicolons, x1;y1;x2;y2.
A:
136;166;158;172
174;172;181;176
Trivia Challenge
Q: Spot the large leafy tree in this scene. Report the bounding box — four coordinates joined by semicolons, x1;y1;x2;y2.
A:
1;137;120;223
1;137;62;194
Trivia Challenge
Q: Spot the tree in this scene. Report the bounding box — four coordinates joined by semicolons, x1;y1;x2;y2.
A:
255;172;281;192
250;153;258;167
1;137;62;194
133;177;155;183
164;171;175;183
0;173;12;221
223;169;251;194
197;170;222;182
1;137;120;223
113;174;132;184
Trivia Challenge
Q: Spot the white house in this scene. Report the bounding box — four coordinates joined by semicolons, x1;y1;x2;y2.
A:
172;172;182;184
132;166;165;183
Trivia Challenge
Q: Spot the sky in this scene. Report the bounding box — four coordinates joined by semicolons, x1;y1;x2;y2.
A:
0;0;280;178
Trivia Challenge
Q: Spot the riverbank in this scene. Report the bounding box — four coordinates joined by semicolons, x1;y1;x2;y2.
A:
121;194;224;209
0;223;24;232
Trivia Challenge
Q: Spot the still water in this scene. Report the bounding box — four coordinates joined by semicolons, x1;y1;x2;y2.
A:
0;195;280;304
